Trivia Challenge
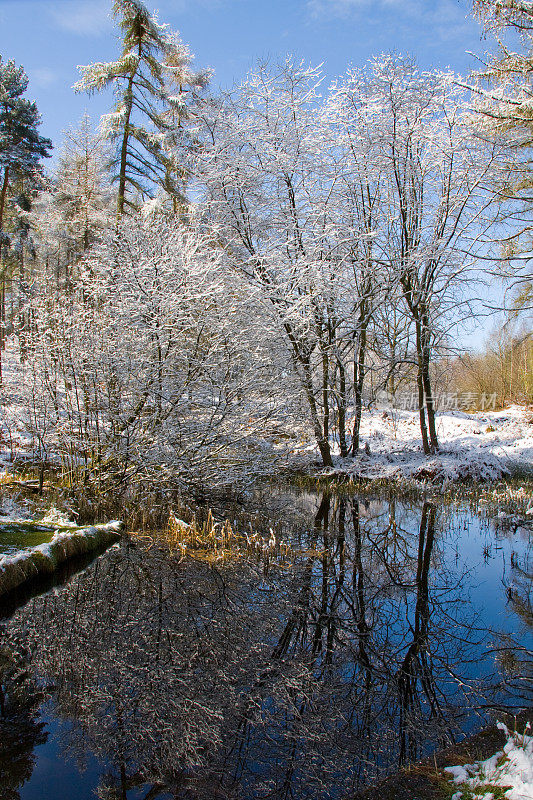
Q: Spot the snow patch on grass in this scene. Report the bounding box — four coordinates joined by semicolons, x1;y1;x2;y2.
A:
445;722;533;800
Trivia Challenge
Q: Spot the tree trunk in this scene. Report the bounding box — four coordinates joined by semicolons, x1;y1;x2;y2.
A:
421;354;438;453
415;320;430;454
337;358;348;458
351;315;368;454
285;321;333;468
301;362;333;467
117;76;135;217
321;337;330;458
0;167;9;235
420;312;439;453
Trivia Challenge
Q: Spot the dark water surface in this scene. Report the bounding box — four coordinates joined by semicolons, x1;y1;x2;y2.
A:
0;489;531;800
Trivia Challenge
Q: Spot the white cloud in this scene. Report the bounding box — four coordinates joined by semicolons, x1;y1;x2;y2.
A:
308;0;408;18
307;0;364;19
28;67;58;87
155;0;240;12
307;0;472;42
48;0;113;37
44;0;236;36
430;0;471;41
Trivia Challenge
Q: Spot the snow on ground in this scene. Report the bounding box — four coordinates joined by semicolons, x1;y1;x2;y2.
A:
316;405;533;484
445;722;533;800
0;332;531;487
0;496;33;520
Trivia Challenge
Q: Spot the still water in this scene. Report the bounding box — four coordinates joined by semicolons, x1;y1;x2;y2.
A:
0;489;531;800
0;522;56;557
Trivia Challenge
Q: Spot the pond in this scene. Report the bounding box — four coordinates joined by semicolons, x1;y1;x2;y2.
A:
0;488;531;800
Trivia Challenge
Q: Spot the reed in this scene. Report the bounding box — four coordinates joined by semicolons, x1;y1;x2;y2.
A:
137;506;292;565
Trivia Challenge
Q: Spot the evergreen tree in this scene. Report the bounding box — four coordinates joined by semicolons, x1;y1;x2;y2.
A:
0;57;52;238
0;57;51;382
28;115;112;294
74;0;208;216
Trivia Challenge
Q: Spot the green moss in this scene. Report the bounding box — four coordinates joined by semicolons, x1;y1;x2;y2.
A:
0;522;122;597
0;521;57;556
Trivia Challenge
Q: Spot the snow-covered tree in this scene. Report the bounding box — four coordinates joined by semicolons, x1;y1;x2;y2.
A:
74;0;208;215
324;78;389;452
22;214;287;491
198;61;375;466
26;115;113;296
472;0;533;136
470;0;533;310
53;114;112;256
198;57;497;461
342;56;501;453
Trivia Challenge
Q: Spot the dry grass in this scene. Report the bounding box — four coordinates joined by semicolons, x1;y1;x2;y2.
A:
131;500;295;565
292;472;533;516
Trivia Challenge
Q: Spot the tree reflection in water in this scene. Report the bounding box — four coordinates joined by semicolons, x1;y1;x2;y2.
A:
1;493;531;800
0;633;48;800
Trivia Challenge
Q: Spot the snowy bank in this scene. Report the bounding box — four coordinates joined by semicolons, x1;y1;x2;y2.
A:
311;406;533;485
350;713;533;800
445;722;533;800
0;520;123;596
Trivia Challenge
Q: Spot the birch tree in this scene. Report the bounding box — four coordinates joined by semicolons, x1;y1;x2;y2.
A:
198;61;366;466
345;56;501;453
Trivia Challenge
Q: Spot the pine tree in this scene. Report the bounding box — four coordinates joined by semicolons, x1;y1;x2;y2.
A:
0;57;51;382
74;0;207;216
0;57;52;238
27;115;112;295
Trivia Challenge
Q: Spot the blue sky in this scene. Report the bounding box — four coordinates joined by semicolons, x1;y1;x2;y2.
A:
0;0;490;156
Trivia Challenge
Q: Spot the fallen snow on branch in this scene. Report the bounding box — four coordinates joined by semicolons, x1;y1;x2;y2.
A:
445;722;533;800
315;406;533;484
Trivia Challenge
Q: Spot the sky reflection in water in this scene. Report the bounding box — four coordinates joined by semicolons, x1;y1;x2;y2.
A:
0;490;531;800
